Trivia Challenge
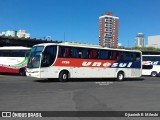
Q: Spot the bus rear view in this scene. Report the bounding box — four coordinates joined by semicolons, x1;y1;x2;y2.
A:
142;55;160;77
0;46;30;75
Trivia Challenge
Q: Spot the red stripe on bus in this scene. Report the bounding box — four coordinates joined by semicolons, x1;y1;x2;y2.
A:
0;66;19;73
53;58;116;67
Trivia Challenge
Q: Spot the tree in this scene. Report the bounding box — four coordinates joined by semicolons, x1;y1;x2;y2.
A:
132;47;160;51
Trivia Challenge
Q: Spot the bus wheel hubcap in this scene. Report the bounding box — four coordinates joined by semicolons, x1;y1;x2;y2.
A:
63;74;67;79
119;74;123;80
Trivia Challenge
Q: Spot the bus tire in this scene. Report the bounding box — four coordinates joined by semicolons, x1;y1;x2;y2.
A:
19;68;26;76
116;71;124;81
59;71;69;82
151;71;157;77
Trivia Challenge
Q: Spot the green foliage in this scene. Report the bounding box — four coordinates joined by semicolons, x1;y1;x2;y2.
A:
131;47;160;51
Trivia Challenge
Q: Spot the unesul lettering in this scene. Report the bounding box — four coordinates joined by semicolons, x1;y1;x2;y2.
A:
82;62;132;67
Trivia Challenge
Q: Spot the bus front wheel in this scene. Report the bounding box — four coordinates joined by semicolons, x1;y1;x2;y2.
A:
59;71;69;82
116;72;124;81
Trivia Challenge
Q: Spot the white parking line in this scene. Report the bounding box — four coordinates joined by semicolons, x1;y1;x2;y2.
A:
95;82;113;86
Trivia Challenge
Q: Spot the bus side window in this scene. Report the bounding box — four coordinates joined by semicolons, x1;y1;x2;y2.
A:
78;50;82;58
72;47;79;58
99;50;108;60
111;51;123;60
135;53;141;61
112;52;117;60
82;48;88;59
111;51;121;60
142;65;153;69
58;46;71;58
2;50;9;57
58;47;62;57
89;49;98;59
18;51;25;57
25;51;30;57
12;51;17;57
123;52;132;61
108;51;112;60
142;56;146;61
58;46;64;57
64;48;70;57
117;52;123;60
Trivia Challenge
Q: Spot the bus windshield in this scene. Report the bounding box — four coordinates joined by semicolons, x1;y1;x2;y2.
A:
41;45;57;67
27;46;44;68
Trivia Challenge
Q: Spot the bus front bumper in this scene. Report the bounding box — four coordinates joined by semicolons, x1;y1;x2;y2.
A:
26;69;40;78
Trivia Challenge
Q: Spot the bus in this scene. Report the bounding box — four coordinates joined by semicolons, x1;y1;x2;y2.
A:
142;55;160;77
142;51;160;55
0;46;30;75
26;43;142;81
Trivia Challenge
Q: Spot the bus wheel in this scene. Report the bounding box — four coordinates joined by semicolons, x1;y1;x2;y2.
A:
151;71;157;77
59;71;69;82
116;72;124;81
19;68;26;76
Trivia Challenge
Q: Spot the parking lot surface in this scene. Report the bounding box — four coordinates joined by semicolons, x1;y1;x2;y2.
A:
0;75;160;120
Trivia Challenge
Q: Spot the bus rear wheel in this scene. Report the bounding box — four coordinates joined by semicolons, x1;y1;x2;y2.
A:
59;71;69;82
116;72;124;81
151;71;157;77
19;68;26;76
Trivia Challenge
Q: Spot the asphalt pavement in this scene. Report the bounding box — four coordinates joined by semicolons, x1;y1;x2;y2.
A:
0;75;160;120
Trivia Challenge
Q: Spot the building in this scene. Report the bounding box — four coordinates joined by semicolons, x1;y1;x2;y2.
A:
17;30;30;38
148;35;160;48
99;12;119;48
1;30;17;37
135;33;145;47
0;30;30;38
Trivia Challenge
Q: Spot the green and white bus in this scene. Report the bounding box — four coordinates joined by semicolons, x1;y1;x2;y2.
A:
0;46;30;75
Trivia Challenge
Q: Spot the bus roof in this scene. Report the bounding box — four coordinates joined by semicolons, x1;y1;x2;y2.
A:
0;46;31;50
33;42;141;53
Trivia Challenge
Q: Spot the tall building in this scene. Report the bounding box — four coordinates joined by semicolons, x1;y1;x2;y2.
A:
99;12;119;48
135;33;145;47
148;35;160;48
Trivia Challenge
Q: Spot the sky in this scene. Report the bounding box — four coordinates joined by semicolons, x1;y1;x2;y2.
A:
0;0;160;47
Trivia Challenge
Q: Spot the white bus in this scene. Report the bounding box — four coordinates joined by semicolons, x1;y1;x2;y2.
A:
26;43;142;81
142;55;160;77
0;46;30;75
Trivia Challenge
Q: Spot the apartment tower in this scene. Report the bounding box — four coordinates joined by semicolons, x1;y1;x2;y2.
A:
135;33;145;47
99;12;119;48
